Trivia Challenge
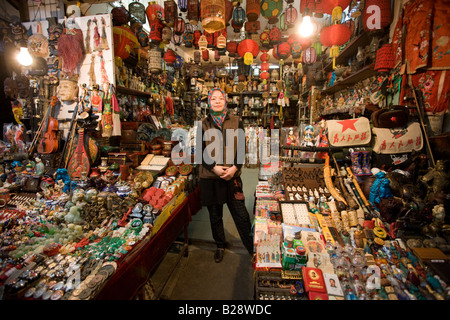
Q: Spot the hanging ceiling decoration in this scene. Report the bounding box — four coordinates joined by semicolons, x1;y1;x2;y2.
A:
201;0;226;34
260;0;284;24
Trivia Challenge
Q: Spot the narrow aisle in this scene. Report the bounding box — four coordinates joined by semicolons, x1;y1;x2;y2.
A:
148;168;259;300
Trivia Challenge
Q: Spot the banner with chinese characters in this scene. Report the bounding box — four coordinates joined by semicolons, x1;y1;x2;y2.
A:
327;117;372;147
372;122;423;154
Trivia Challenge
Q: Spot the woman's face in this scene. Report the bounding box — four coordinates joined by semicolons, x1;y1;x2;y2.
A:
210;90;225;112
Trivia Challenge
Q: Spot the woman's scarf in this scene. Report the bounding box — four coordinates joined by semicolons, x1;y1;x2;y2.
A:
208;87;227;128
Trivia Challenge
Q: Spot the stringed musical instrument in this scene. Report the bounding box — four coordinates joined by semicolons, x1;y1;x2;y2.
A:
37;96;59;154
67;128;91;179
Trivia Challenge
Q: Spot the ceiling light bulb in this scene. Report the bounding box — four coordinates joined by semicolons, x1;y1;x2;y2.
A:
17;47;33;67
299;15;313;38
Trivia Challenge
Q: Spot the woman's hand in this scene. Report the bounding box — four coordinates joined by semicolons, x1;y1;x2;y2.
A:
212;165;228;177
220;165;238;181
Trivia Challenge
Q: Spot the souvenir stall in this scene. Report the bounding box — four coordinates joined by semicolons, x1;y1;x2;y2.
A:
0;1;201;300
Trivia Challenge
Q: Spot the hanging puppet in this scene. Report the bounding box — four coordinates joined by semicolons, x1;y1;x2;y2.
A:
57;18;84;76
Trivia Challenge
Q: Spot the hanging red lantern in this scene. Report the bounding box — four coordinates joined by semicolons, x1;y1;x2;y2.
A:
260;71;269;82
227;41;238;57
149;18;164;43
202;49;209;61
201;0;226;33
320;0;351;14
193;30;202;48
187;0;200;25
174;16;186;35
246;0;260;22
374;43;394;72
113;26;139;60
164;49;177;64
146;2;164;23
260;62;269;71
205;31;214;47
299;36;311;48
320;23;351;68
284;5;298;28
214;49;220;61
237;39;260;65
276;42;291;60
363;0;391;31
164;0;177;27
269;27;282;45
245;21;260;34
260;52;270;62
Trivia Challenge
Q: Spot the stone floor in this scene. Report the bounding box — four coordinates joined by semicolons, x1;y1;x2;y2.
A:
147;168;259;300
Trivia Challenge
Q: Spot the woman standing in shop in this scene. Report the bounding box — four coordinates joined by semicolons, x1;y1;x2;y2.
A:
199;87;254;263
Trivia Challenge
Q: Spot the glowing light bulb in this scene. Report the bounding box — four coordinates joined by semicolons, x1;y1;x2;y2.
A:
17;47;33;66
299;15;313;38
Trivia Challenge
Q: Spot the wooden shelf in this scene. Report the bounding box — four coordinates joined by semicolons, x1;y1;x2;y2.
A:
321;64;376;95
116;85;153;97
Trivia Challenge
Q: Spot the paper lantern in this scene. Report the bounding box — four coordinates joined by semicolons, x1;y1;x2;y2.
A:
201;0;226;34
276;42;291;60
374;43;394;72
149;47;162;73
290;41;302;58
225;0;234;26
187;0;200;25
227;41;238;57
113;26;139;60
214;49;220;61
164;49;177;64
149;18;164;43
202;49;209;61
245;21;260;34
232;6;246;30
183;31;194;47
285;5;298;28
260;29;271;49
246;0;260;22
260;70;269;83
216;34;227;49
260;62;269;73
261;0;283;24
320;23;351;68
194;50;201;63
193;30;202;47
269;27;282;45
287;34;300;45
320;0;351;14
312;42;322;55
112;5;130;26
238;39;259;65
146;1;164;23
260;52;270;62
205;31;214;47
164;0;177;27
161;26;172;44
279;13;287;31
129;1;146;24
171;33;183;45
302;47;317;64
198;34;208;50
363;0;391;31
174;54;184;68
178;0;188;12
174;16;186;35
136;28;149;47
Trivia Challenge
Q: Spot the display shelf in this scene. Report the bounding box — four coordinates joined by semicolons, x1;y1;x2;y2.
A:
321;64;376;95
116;85;153;97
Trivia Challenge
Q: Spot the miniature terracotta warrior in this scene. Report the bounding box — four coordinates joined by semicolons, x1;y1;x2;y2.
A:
420;160;449;198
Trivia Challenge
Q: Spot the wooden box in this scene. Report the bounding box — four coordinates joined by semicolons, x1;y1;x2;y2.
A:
108;152;128;165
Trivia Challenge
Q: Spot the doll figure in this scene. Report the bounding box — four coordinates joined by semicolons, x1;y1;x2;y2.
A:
35;155;45;176
286;128;299;157
301;125;315;159
317;120;329;159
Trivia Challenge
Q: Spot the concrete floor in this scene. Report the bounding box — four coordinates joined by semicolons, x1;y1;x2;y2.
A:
148;168;259;300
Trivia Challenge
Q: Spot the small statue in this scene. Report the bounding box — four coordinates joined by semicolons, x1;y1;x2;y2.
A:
286;128;298;157
34;155;45;176
420;160;449;201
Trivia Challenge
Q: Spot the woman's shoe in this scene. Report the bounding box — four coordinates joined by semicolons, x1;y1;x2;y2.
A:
214;248;225;263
